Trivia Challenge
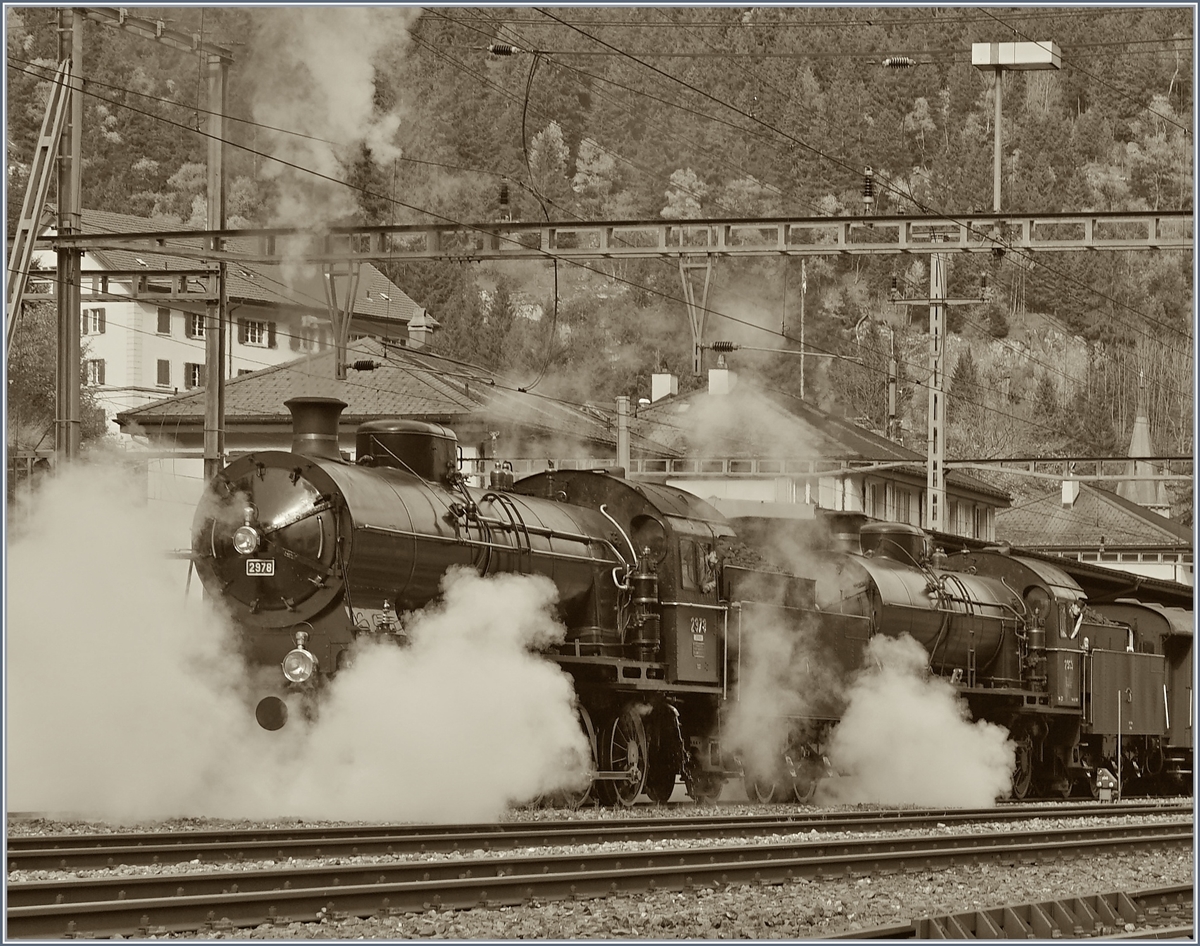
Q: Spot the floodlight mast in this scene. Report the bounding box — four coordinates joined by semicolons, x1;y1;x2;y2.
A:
972;41;1061;212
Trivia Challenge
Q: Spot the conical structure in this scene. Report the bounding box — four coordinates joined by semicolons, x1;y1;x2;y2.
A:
1116;371;1170;516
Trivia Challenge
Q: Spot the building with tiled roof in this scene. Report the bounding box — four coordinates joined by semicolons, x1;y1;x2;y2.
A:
625;367;1011;542
996;481;1193;586
115;338;637;508
32;209;427;427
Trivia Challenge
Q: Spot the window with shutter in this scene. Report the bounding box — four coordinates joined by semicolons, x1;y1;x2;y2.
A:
86;359;106;385
184;362;205;389
157;307;171;334
81;308;107;334
242;320;267;346
189;313;205;338
157;360;170;386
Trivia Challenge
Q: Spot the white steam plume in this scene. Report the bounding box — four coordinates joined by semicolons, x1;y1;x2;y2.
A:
817;634;1015;807
722;604;839;784
248;7;416;227
7;460;588;823
274;568;591;822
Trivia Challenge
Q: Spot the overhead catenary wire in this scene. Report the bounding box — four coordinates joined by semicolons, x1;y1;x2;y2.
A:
7;48;1181;421
455;10;1190;410
452;10;1120;407
524;9;1193;361
981;8;1192;136
11;15;1190;453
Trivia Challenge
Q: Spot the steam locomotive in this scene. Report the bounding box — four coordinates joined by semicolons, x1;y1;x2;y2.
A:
191;397;1193;805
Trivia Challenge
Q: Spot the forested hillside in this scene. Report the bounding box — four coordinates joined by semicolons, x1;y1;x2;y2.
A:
6;7;1193;513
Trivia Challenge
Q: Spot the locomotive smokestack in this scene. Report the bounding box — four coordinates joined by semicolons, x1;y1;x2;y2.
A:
285;397;348;459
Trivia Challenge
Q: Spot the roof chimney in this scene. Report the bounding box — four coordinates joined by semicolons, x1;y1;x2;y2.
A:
708;355;737;396
1061;479;1080;508
651;372;678;402
407;308;440;349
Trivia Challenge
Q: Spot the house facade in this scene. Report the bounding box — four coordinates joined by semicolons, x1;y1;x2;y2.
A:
31;210;427;431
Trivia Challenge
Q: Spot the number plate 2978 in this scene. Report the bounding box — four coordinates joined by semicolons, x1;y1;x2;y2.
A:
246;559;275;576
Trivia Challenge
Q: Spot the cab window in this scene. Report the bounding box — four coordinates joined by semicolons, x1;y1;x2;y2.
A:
680;539;698;590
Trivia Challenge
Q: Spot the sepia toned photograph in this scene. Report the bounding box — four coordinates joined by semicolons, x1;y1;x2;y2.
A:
5;4;1194;939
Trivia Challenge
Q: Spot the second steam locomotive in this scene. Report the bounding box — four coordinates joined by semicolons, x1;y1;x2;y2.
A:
192;397;1193;804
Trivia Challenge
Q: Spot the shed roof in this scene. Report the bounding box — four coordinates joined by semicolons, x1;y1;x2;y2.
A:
115;338;623;450
997;482;1192;549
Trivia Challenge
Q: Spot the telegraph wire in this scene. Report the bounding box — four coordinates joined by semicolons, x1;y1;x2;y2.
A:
4;50;1180;451
981;8;1192;136
530;8;1194;356
1;52;1171;430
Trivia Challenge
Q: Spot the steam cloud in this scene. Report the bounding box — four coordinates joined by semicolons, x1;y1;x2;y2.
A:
7;460;588;823
722;604;837;785
817;634;1015;807
248;7;416;227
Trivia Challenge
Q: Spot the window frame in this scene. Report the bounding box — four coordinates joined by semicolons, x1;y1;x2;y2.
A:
183;362;205;389
80;307;106;335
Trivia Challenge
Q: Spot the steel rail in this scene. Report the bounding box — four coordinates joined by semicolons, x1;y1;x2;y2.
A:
6;821;1192;938
9;821;1190;908
7;802;1188;870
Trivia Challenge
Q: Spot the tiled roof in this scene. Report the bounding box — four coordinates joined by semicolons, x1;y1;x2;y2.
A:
68;210;420;324
634;383;1009;502
115;338;619;448
997;483;1192;549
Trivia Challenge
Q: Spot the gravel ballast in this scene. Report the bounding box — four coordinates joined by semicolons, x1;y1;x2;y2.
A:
8;804;1194;940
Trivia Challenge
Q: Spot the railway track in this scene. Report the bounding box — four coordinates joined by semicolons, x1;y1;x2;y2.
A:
7;817;1192;938
7;801;1187;871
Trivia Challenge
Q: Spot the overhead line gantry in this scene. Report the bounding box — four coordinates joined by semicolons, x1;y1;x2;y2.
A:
43;210;1193;264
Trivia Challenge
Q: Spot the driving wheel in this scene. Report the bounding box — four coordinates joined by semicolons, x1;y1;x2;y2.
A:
598;706;648;807
1011;734;1034;800
743;775;784;804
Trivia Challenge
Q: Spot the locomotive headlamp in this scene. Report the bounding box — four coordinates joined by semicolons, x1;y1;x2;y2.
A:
232;503;261;555
232;524;261;555
282;647;317;683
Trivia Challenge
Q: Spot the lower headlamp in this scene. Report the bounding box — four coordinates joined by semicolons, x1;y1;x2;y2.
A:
282;647;317;683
